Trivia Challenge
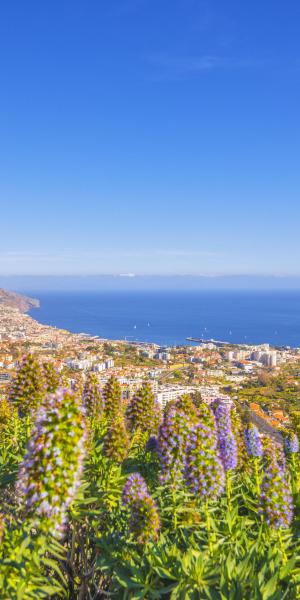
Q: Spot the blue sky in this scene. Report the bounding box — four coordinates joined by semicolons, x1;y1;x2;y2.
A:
0;0;299;276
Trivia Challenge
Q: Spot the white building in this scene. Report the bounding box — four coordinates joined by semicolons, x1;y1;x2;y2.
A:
105;359;114;369
261;351;277;368
93;362;106;372
66;358;93;370
155;352;171;361
156;385;198;407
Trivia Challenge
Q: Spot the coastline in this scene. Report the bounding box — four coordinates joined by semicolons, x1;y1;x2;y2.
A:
1;286;299;350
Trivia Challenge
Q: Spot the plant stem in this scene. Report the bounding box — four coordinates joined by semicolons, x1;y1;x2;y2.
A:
278;529;287;564
226;472;232;505
205;499;213;555
254;458;260;497
291;454;297;495
172;487;177;529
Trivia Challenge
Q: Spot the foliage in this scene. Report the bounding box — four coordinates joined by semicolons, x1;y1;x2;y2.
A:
1;356;300;598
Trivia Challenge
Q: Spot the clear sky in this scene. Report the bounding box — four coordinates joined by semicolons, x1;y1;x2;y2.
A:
0;0;299;277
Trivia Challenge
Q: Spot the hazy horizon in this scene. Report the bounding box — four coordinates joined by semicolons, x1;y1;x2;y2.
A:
3;274;300;293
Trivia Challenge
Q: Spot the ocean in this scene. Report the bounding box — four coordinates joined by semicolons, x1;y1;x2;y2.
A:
27;290;300;348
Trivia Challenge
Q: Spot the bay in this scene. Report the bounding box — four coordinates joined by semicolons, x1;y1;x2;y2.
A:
26;290;300;348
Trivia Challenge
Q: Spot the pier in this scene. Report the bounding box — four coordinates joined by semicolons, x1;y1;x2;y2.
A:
186;336;232;348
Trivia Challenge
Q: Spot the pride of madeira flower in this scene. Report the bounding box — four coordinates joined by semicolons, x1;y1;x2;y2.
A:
158;395;198;488
122;473;160;544
9;353;45;416
42;361;62;394
17;388;86;537
103;376;122;420
283;431;299;455
212;399;238;471
104;412;129;462
244;424;263;458
184;420;225;499
126;383;161;435
260;445;293;529
82;372;103;418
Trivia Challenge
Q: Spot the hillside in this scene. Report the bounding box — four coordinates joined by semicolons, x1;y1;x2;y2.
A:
0;288;39;313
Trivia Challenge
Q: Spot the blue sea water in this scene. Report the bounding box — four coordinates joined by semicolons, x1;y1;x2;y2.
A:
27;290;300;348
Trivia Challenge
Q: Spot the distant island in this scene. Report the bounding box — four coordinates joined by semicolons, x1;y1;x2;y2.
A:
0;288;39;313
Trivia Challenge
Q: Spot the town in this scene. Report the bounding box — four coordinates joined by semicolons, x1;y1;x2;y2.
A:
1;289;300;438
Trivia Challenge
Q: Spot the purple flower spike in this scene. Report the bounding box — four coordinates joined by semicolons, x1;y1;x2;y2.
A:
283;431;299;455
184;422;225;499
17;388;86;537
9;354;45;416
145;435;159;454
126;383;161;435
104;413;129;463
158;395;198;488
260;452;293;529
82;372;103;418
122;473;149;505
212;399;238;472
122;473;160;544
103;376;122;421
244;424;263;458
